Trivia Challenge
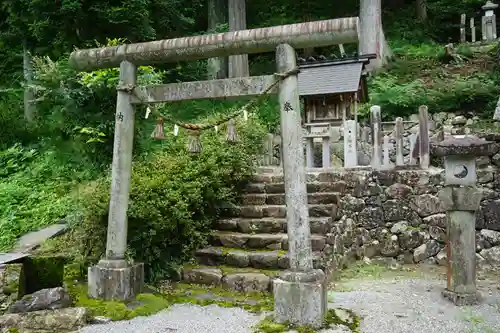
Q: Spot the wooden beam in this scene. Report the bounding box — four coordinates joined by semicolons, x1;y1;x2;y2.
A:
131;75;277;103
69;18;359;71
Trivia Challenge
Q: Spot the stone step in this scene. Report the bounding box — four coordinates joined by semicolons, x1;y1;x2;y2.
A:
250;170;350;184
209;231;327;252
230;204;336;218
181;265;278;293
195;247;323;270
215;217;332;234
245;182;347;194
240;192;340;205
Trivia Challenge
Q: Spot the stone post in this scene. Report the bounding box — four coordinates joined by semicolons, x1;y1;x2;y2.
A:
272;44;327;328
434;136;496;306
481;1;498;41
87;60;144;301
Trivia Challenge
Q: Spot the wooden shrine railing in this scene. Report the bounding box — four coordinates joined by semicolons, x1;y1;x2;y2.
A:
258;105;431;170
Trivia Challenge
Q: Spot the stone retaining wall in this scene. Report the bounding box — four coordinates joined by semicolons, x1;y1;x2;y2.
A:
313;168;500;272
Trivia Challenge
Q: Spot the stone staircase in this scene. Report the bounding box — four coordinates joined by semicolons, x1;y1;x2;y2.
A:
181;169;341;293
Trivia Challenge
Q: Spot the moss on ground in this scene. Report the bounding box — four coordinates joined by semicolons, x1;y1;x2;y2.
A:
68;281;274;321
69;284;171;321
253;308;360;333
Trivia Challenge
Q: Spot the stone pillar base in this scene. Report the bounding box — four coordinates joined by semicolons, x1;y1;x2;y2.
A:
88;260;144;301
273;269;327;328
442;289;482;306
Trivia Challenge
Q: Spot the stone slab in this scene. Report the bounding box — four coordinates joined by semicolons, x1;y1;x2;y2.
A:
0;306;89;332
13;223;68;253
88;262;144;301
273;270;327;328
0;253;29;265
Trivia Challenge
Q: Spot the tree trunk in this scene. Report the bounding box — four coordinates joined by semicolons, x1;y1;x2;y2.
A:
228;0;249;77
416;0;428;22
207;0;228;79
23;41;36;122
359;0;392;70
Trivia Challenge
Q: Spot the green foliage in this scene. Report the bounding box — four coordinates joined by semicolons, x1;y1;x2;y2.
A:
0;144;38;177
73;118;266;281
360;42;498;120
0;150;96;251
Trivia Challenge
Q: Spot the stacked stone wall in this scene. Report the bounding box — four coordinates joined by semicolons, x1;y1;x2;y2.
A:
313;167;500;271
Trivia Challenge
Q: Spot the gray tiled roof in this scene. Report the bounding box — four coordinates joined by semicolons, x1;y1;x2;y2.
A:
298;62;363;96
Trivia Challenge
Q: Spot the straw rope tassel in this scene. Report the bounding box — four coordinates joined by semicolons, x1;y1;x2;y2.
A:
226;119;238;142
187;130;202;153
151;118;167;140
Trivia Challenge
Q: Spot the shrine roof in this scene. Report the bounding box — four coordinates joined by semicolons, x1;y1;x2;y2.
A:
297;55;374;97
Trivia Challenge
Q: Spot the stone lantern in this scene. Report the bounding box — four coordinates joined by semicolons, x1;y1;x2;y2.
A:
433;135;496;305
482;1;498;41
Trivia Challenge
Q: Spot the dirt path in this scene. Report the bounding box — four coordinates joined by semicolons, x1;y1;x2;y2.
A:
328;263;500;333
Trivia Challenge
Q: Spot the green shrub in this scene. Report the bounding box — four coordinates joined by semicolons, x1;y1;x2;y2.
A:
74;117;266;281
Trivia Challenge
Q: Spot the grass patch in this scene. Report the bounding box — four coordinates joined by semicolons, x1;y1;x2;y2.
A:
336;262;394;281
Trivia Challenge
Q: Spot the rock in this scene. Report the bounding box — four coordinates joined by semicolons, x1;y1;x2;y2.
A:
91;315;112;324
382;200;421;226
0;264;24;311
8;287;72;314
476;156;490;168
413;240;440;263
182;268;223;285
339;195;366;213
0;307;89;333
249;252;279;269
362;240;380;258
226;251;251;268
436;248;448;266
480;246;500;265
476;233;492;252
410;194;445;217
480;229;500;247
391;221;408;234
492;153;500;167
477;200;500;231
222;273;271;293
399;229;424;250
433;112;448;124
423;213;447;229
380;235;400;257
331;308;356;326
358;207;384;229
476;253;491;271
397;251;415;264
477;169;494;183
429;226;446;243
385;183;413;199
451;115;467;126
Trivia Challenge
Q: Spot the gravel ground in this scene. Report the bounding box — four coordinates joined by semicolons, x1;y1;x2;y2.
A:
330;278;500;333
78;303;264;333
78;278;500;333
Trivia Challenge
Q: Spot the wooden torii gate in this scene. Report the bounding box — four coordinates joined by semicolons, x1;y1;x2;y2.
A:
70;18;359;327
